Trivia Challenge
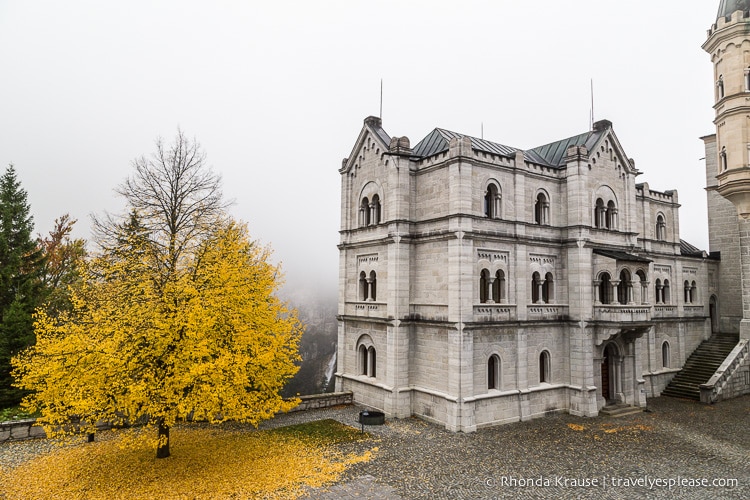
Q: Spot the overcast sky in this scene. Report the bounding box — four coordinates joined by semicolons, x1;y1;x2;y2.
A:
0;1;721;296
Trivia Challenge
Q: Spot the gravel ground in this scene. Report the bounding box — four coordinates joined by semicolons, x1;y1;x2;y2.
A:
2;396;748;499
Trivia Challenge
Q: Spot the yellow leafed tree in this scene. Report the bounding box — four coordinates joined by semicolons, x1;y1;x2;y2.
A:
11;131;303;458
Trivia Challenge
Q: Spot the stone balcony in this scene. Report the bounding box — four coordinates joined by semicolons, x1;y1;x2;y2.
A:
344;301;385;318
474;304;517;322
526;304;569;321
593;305;651;322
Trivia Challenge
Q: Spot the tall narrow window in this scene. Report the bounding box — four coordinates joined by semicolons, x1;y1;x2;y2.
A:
656;215;666;241
480;269;490;303
745;68;750;92
663;279;671;304
606;201;617;230
684;280;691;304
691;281;697;303
655;279;663;304
371;194;381;225
594;198;605;228
534;192;549;225
618;269;631;305
542;272;554;304
360;197;370;227
494;270;506;303
600;273;612;305
368;347;377;377
359;345;368;375
718;75;725;99
531;272;541;303
484;184;500;218
359;271;368;301
369;271;377;301
488;355;500;390
661;341;670;369
720;147;728;172
539;350;550;383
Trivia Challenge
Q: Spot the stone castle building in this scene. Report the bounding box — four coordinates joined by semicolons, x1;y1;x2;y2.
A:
335;1;750;432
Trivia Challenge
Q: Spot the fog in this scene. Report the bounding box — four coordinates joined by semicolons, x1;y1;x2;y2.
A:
0;1;718;296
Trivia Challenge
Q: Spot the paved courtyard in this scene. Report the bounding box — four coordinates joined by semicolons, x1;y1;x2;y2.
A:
275;396;749;500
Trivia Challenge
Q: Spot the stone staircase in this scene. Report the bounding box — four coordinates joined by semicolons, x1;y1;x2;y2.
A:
599;403;643;417
661;334;739;400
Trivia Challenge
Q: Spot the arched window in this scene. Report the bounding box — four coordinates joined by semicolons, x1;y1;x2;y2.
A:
636;270;649;304
717;75;725;100
368;347;377;377
542;272;554;304
720;147;728;172
539;350;550;383
663;279;671;304
656;214;666;241
684;280;691;304
661;341;670;368
479;269;490;304
369;271;377;301
691;281;697;303
655;278;662;304
359;344;368;375
531;271;542;303
594;198;605;228
606;201;617;230
360;197;370;227
371;194;381;225
618;269;631;305
359;271;368;301
494;270;506;303
488;354;501;390
534;192;549;225
484;183;501;219
599;273;612;305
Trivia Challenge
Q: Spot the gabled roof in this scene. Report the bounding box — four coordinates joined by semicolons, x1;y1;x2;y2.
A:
410;120;615;169
412;128;519;159
527;129;606;168
679;239;707;258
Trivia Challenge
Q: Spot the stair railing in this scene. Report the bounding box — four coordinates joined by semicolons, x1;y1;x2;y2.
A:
699;339;749;403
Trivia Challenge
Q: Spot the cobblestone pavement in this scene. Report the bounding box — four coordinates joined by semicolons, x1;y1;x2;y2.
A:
286;396;750;500
2;396;747;499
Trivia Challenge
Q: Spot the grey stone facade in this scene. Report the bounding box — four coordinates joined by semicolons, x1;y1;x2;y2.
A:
336;117;718;432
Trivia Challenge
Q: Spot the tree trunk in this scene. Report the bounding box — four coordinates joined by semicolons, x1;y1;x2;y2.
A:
156;420;170;459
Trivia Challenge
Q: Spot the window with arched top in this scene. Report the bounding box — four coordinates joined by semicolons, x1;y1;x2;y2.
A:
494;270;506;303
606;200;617;230
655;278;662;304
359;271;368;301
369;271;377;301
371;194;381;225
359;344;369;375
663;279;671;304
720;147;728;172
618;269;631;305
531;271;542;303
539;350;551;383
360;197;370;227
488;354;501;390
542;272;554;304
636;270;649;304
534;192;549;225
479;269;490;304
594;198;605;228
661;341;670;369
691;281;697;303
656;214;666;241
368;347;377;377
599;273;612;304
484;183;501;219
684;280;691;304
717;74;725;100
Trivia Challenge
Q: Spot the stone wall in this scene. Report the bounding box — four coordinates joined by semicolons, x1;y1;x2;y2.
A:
0;392;354;443
0;419;46;442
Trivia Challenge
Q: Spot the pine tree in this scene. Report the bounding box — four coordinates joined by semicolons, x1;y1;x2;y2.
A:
0;165;45;407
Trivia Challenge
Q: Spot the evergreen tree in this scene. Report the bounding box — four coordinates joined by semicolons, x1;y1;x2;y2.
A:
0;165;45;407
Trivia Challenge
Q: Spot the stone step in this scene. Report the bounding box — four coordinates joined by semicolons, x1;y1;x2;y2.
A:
600;405;643;417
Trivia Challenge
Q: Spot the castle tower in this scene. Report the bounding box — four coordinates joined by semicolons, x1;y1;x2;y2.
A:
704;1;750;339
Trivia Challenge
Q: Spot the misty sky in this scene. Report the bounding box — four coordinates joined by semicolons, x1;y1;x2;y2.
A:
0;1;721;296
